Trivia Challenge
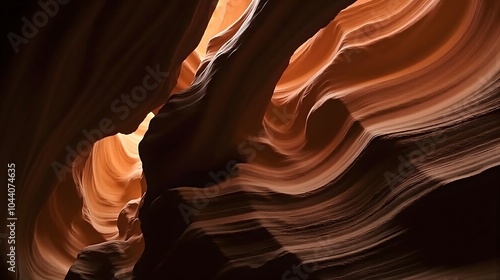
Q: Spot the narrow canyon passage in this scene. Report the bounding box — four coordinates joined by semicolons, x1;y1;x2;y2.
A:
1;0;498;279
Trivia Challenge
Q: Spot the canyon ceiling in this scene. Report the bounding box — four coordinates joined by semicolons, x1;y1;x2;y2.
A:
1;0;499;279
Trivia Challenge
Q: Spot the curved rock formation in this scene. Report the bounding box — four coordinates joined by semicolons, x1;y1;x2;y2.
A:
1;0;498;279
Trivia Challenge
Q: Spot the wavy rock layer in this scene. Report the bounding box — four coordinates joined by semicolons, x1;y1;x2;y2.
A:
1;0;498;279
135;0;500;279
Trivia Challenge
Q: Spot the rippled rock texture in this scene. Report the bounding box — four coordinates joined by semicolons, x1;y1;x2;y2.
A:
1;0;499;279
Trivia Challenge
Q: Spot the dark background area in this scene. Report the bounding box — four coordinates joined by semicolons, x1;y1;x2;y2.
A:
1;0;38;77
2;1;38;279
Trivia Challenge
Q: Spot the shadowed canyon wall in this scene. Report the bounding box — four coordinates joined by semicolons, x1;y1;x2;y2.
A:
1;0;498;279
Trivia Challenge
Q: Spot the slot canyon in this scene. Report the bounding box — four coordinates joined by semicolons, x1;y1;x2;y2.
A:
1;0;499;279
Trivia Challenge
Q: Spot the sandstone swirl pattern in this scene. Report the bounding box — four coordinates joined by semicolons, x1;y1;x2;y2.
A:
0;0;498;279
